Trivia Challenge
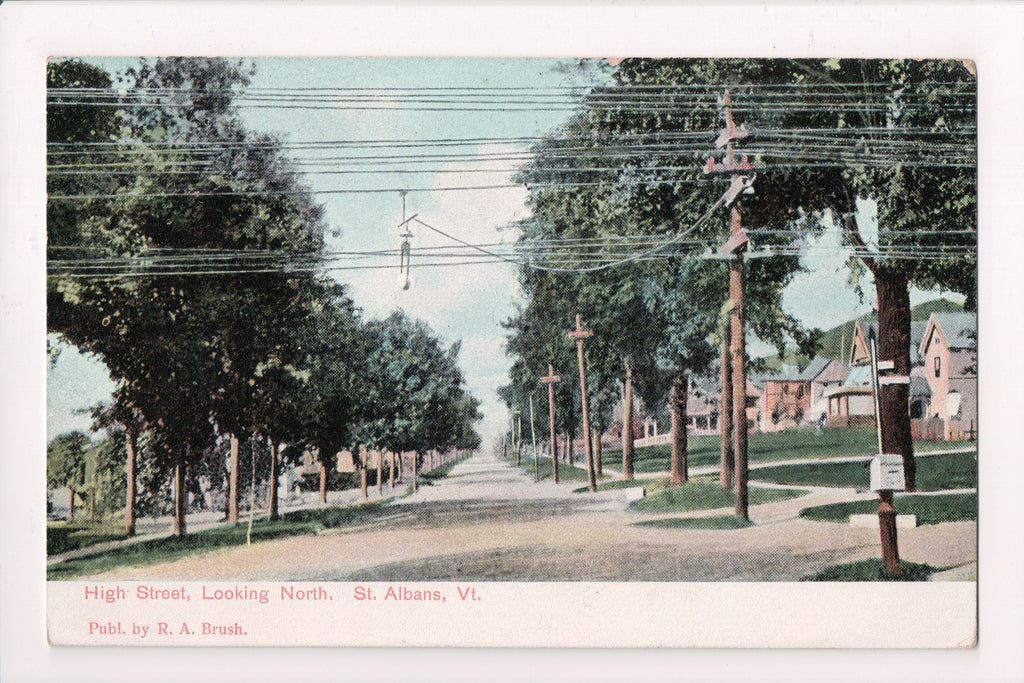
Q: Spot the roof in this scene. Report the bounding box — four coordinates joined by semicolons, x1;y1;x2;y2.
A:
923;312;977;352
797;356;831;381
859;319;929;365
844;364;873;387
909;375;932;398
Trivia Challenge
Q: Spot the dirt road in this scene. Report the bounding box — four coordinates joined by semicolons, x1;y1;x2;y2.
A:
84;450;976;582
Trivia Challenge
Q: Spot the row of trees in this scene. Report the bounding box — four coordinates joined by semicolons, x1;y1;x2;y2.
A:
500;59;975;503
47;58;481;536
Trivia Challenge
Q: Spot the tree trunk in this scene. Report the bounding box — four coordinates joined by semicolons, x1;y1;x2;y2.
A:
731;256;749;520
719;334;734;489
396;450;403;483
377;451;384;494
319;460;327;504
622;363;635;481
413;451;419;492
389;451;395;489
567;432;574;466
594;429;603;477
268;438;279;521
360;449;369;499
125;427;137;536
172;454;187;536
670;368;688;485
228;434;240;524
875;267;917;491
89;489;96;521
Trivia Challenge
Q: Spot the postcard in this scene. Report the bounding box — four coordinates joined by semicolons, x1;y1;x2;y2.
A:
40;52;979;648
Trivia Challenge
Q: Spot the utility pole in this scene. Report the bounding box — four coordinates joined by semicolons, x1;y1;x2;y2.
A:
529;394;539;483
515;409;522;466
719;334;734;489
706;89;755;519
869;333;901;576
540;364;561;484
568;314;597;493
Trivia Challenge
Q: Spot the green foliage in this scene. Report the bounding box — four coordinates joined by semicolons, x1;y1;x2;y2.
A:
47;520;127;555
802;558;937;582
47;431;91;491
629;480;806;513
632;515;754;530
47;500;395;579
799;492;977;525
357;312;480;458
751;452;976;491
600;428;961;474
47;58;485;533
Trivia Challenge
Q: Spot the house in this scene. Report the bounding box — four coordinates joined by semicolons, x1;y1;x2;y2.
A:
848;318;928;367
758;365;810;432
918;312;977;439
755;356;848;431
686;378;720;435
800;356;849;419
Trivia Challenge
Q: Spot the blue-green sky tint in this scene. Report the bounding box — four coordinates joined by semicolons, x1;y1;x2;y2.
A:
47;57;963;445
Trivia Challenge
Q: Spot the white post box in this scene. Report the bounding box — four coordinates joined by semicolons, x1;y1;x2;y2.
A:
870;454;906;492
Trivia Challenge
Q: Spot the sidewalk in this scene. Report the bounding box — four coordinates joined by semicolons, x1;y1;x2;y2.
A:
47;479;406;566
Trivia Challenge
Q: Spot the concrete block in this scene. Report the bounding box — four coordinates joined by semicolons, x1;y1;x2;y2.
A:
849;514;917;529
619;487;646;503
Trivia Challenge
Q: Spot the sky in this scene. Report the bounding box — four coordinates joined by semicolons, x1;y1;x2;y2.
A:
46;57;964;444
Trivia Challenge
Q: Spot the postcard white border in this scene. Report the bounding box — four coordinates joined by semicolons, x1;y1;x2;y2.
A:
3;1;1022;681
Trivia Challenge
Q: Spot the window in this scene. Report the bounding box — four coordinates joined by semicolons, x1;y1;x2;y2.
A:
934;356;941;378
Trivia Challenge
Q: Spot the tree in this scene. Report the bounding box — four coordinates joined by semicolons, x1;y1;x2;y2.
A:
47;57;329;534
47;431;91;494
509;60;817;495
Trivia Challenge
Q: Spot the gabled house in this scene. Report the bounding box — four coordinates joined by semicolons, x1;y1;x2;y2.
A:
848;318;928;367
758;356;849;431
758;365;810;432
919;312;977;439
800;356;849;421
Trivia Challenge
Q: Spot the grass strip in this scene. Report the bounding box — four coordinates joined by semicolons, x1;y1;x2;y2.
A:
751;452;976;491
420;453;472;482
47;521;129;556
516;456;603;483
799;492;977;525
632;515;754;530
629;479;807;513
602;428;970;474
802;558;938;581
48;500;395;580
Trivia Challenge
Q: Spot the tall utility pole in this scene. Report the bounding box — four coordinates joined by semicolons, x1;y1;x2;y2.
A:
568;314;597;493
515;410;522;466
529;394;539;482
622;362;635;481
719;335;734;489
540;365;562;484
869;333;901;576
706;89;754;519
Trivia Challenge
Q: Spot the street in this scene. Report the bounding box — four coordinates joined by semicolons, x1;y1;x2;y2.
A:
80;450;976;582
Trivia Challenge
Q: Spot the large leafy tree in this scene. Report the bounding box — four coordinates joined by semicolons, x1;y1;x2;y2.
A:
360;312;479;489
47;57;328;534
508;59;816;490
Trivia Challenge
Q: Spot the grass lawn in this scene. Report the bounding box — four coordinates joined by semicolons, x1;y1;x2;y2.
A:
601;428;969;475
515;456;605;483
420;453;471;482
48;500;396;580
630;479;807;514
48;520;128;556
751;452;976;491
802;558;939;581
799;492;977;525
632;515;754;530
